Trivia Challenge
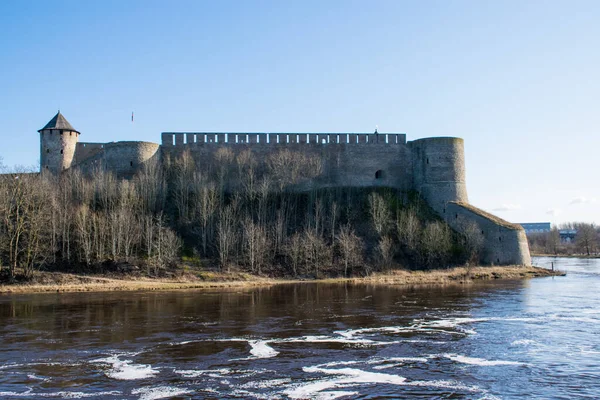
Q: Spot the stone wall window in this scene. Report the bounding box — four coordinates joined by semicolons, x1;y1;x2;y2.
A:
375;170;384;179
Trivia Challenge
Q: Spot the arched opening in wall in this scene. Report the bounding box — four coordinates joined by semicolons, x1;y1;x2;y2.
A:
47;149;49;153
375;170;384;180
130;161;133;167
60;150;63;154
426;158;429;164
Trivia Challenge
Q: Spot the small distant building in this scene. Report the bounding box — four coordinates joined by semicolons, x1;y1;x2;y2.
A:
519;222;551;235
559;229;577;243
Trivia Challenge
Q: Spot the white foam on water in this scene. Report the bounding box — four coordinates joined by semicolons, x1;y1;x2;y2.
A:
241;378;292;389
334;326;415;339
335;322;473;341
421;317;489;328
175;367;271;379
511;339;537;346
174;368;231;378
368;357;429;365
404;379;481;392
92;355;158;380
477;395;502;400
27;374;50;382
285;366;407;399
49;391;121;399
172;340;200;345
132;386;193;400
316;391;359;399
0;390;121;398
0;362;80;371
368;357;429;370
248;340;279;359
280;335;388;346
442;354;526;366
0;390;34;398
314;356;428;371
314;360;362;368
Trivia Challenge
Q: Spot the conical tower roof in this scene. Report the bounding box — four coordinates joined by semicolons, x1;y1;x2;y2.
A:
38;111;79;134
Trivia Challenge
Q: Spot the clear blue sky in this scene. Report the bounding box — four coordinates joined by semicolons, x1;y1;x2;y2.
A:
1;0;599;224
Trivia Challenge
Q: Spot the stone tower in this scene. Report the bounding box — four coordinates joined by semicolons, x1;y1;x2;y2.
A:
409;137;469;214
38;112;80;174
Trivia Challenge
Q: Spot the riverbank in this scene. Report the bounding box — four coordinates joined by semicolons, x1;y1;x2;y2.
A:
0;266;563;294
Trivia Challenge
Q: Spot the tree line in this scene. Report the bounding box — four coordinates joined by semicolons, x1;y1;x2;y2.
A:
0;150;483;280
528;223;599;256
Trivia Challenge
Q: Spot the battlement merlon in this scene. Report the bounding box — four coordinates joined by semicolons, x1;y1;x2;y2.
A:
160;132;407;146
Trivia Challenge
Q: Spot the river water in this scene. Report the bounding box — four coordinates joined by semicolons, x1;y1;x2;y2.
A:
0;257;598;399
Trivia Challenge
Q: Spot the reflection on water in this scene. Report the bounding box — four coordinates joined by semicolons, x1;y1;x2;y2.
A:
0;257;599;399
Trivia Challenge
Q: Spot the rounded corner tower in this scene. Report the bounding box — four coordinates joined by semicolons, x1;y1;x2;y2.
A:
409;137;468;214
39;112;80;174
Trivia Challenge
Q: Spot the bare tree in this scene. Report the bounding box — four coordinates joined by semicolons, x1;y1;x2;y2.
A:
336;225;363;277
302;230;330;278
377;236;395;270
575;223;597;256
396;208;421;253
75;205;93;265
369;193;392;237
420;221;452;268
545;227;560;255
242;218;268;274
217;204;238;271
284;233;304;277
195;183;218;257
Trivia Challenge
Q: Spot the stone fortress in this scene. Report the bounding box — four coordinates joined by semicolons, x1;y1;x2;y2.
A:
38;111;531;266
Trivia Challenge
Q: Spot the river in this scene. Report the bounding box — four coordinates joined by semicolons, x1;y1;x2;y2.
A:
0;257;598;399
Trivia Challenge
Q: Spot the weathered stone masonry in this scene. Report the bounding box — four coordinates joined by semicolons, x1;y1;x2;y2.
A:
37;112;531;266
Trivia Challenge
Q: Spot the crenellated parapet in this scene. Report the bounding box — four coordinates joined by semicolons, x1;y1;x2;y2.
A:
160;132;407;146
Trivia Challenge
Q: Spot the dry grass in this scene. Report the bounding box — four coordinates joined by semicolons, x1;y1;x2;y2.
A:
0;271;291;294
341;266;562;286
0;266;563;294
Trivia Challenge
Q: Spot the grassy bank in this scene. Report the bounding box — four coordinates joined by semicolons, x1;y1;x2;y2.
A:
0;266;563;294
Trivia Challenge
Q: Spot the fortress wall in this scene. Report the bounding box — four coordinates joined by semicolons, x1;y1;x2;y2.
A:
75;142;105;164
162;140;412;190
103;141;160;177
409;137;468;214
162;133;174;146
70;151;106;175
446;202;532;266
162;133;407;147
40;129;79;174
